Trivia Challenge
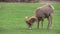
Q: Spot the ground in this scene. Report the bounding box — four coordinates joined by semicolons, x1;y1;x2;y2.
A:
0;3;60;34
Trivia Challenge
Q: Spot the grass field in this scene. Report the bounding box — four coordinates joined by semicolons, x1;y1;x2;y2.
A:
0;3;60;34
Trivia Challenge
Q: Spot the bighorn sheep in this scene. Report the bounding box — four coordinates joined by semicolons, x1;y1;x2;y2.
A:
25;4;54;29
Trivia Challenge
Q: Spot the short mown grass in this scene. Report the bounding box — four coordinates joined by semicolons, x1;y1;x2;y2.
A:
0;3;60;34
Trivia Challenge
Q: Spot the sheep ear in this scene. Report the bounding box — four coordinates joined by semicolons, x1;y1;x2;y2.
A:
25;16;29;19
25;16;29;21
25;16;28;18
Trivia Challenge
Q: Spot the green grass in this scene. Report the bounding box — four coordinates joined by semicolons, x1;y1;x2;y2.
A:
0;3;60;34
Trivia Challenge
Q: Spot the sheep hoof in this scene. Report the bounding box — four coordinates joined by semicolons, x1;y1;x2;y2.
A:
29;27;32;30
47;27;52;30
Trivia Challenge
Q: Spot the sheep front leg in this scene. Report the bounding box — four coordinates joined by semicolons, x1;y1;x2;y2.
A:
47;14;53;29
36;19;39;29
41;19;44;29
